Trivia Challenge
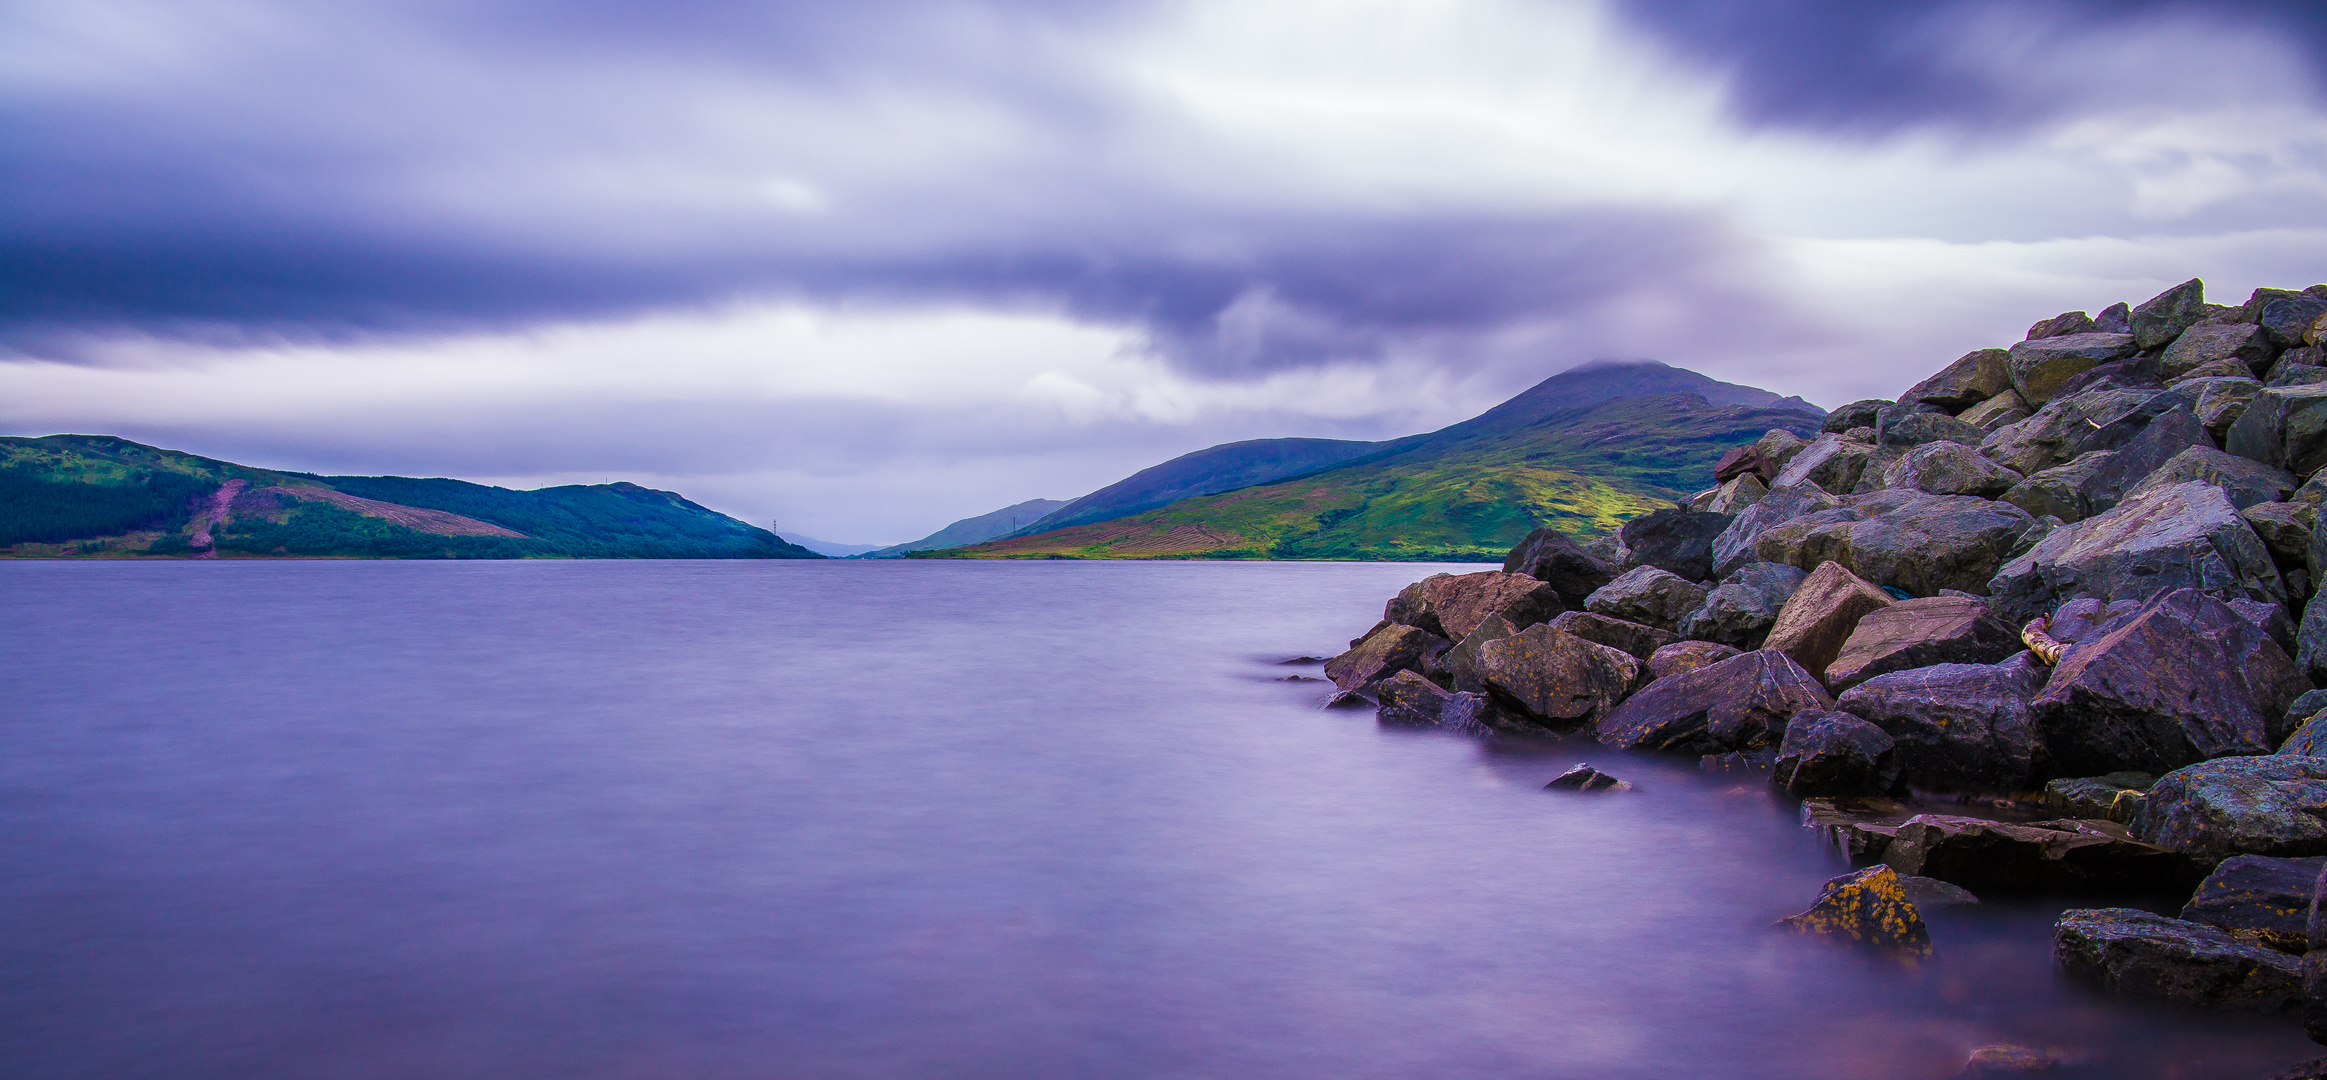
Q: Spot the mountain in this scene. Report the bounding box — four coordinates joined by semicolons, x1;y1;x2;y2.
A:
0;434;820;559
778;533;885;557
860;497;1071;558
1015;437;1385;536
932;361;1824;561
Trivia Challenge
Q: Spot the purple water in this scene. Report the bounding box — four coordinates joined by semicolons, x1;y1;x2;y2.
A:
1;560;2313;1079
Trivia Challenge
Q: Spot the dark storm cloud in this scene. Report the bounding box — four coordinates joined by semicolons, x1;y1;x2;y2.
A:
1602;0;2327;137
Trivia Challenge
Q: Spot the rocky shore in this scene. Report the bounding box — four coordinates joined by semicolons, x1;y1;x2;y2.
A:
1324;279;2327;1077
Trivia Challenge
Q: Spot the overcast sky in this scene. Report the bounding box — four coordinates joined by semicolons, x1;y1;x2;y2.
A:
5;0;2325;543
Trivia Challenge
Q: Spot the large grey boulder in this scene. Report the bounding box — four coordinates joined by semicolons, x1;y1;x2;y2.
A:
1327;623;1451;691
2180;854;2327;954
1595;648;1834;756
1502;528;1617;608
2027;311;2098;340
2055;907;2300;1014
1903;348;2014;411
2262;296;2327;347
2132;278;2211;349
1762;561;1894;680
2246;502;2315;570
2000;450;2117;523
1616;507;1731;582
1476;624;1642;732
1583;566;1710;633
2227;384;2327;476
2032;587;2310;777
1542;610;1675;661
2127;445;2296;511
1773;710;1901;797
2136;755;2327;867
1981;386;2190;476
2163;321;2275;379
1837;656;2048;791
2008;332;2141;405
1876;409;1985;450
2071;406;2217;517
1823;595;2023;691
1646;640;1741;681
1879;440;2020;498
1958;389;2031;432
1756;488;2047;598
1772;433;1876;495
1821;399;1889;434
1988;481;2286;624
1676;561;1808;648
1710;483;1840;579
2178;376;2265;440
1702;473;1766;514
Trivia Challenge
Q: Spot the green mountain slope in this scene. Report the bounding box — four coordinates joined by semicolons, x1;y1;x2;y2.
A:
862;497;1070;558
938;367;1825;561
0;434;819;559
1017;437;1383;535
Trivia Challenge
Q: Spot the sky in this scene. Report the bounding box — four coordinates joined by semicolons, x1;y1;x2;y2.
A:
4;0;2325;544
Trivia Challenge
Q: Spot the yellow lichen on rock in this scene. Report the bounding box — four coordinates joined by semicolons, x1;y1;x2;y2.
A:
1777;865;1934;960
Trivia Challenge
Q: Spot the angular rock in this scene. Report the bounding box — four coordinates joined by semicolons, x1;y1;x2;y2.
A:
1325;622;1450;691
1959;1045;2060;1076
2262;296;2327;348
2032;587;2310;776
1821;399;1889;434
2169;355;2259;385
1823;595;2022;691
1543;763;1634;793
1905;348;2015;410
1374;670;1464;728
1753;428;1812;471
1774;710;1901;797
1878;410;1987;450
2275;364;2327;389
2228;385;2327;476
1419;570;1567;642
1777;865;1932;959
2027;311;2097;341
2009;332;2141;406
2287;346;2327;373
1323;689;1373;709
1801;796;1913;861
2285;715;2327;756
1714;444;1776;485
1710;483;1841;579
2094;301;2134;334
1988;481;2287;624
1701;747;1777;777
1647;639;1742;681
1543;610;1676;662
2181;854;2326;954
1596;648;1834;755
2136;755;2327;866
2315;308;2327;347
2164;320;2276;379
1501;528;1617;608
2130;449;2296;516
1677;561;1808;649
2071;406;2217;518
1757;489;2047;598
1981;386;2191;476
1773;434;1877;496
2244;287;2317;324
1881;440;2020;498
2045;596;2146;647
2180;376;2264;440
2234;597;2300;656
1443;615;1519;694
1887;816;2190;893
1958;389;2031;432
2132;278;2209;350
1617;507;1732;582
2000;450;2117;523
1384;576;1449;637
1838;657;2047;792
1583;565;1710;633
2057;907;2300;1014
2045;773;2154;824
2247;504;2316;574
1703;473;1767;514
1903;876;1980;909
1476;624;1642;731
1763;560;1894;679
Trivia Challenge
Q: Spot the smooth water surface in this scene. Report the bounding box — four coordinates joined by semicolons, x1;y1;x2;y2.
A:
2;560;2312;1079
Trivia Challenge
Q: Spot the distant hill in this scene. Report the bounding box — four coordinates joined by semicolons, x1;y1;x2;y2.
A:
778;533;884;557
0;434;820;560
861;497;1070;558
1014;438;1383;535
935;362;1824;561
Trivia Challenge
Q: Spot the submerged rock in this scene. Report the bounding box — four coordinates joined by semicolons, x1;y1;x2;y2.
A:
1596;648;1833;756
1777;865;1933;959
2181;854;2326;954
2136;756;2327;867
1543;763;1635;793
2054;907;2299;1014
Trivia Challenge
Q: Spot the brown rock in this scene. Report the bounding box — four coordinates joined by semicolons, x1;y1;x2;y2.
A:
1763;561;1896;680
1823;595;2022;691
1443;615;1519;693
1501;528;1617;607
1715;444;1776;484
1476;624;1642;731
1885;815;2193;894
1543;610;1676;661
1325;623;1450;691
1420;571;1566;642
1596;648;1834;755
1647;639;1742;680
1959;390;2031;432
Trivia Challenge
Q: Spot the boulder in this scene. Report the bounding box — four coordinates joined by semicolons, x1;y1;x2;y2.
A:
1375;670;1482;732
1753;428;1812;471
2262;296;2327;347
1958;390;2032;432
1443;615;1519;693
1837;657;2048;792
2136;755;2327;866
1757;489;2047;598
1714;444;1776;485
2301;594;2327;686
2234;597;2300;656
2026;311;2097;340
1476;624;1642;731
1543;763;1635;793
2044;596;2146;647
1596;648;1834;756
1703;473;1767;514
1501;528;1618;607
2181;376;2264;440
1763;561;1895;678
1701;748;1777;777
1823;595;2023;691
2071;406;2217;517
1773;710;1901;797
1676;561;1809;648
1988;482;2287;625
1383;576;1449;636
1877;410;1987;450
2315;308;2327;347
2169;355;2259;384
1887;816;2190;893
2295;471;2327;526
1821;399;1889;434
1583;565;1710;633
1773;434;1877;495
2163;320;2276;379
1710;483;1841;579
1801;796;1913;862
1880;440;2020;498
1543;610;1676;661
1617;507;1732;582
2000;450;2118;523
2095;301;2134;334
2127;445;2296;513
1905;348;2015;410
2044;773;2154;824
2289;346;2327;373
2228;385;2327;476
2181;854;2326;954
2055;907;2300;1013
1325;623;1450;691
2245;287;2317;324
1418;571;1567;641
2275;364;2327;389
1647;640;1742;680
1981;386;2191;476
2031;587;2310;777
2008;332;2141;405
2285;715;2327;756
2132;278;2209;350
2246;502;2314;569
1777;865;1932;959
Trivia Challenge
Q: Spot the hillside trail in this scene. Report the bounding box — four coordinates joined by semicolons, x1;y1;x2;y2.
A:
187;479;245;558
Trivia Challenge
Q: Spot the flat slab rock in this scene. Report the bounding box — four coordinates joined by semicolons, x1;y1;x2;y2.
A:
1595;647;1833;757
1883;815;2191;894
2180;854;2326;954
1824;595;2022;692
2135;755;2327;867
2054;907;2300;1014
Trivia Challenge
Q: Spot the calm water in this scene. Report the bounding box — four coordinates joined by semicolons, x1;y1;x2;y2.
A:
1;560;2313;1079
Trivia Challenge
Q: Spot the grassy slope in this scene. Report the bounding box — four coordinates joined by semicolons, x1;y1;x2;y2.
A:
941;394;1822;561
